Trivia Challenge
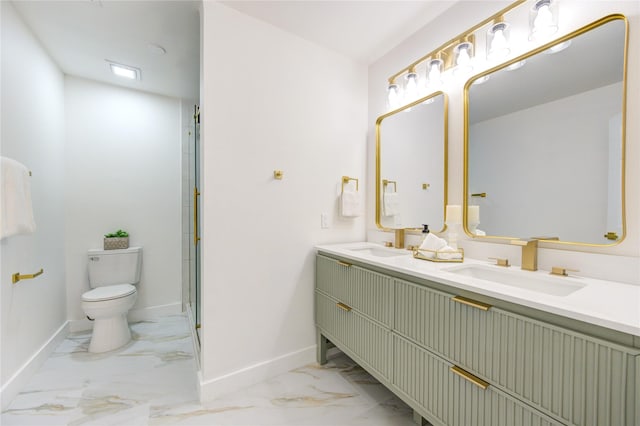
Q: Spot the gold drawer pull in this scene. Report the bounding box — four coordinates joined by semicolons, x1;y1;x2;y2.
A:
337;261;352;267
452;295;491;311
336;302;352;312
450;365;489;390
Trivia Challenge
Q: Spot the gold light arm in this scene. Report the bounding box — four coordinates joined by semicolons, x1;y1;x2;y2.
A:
12;268;44;284
470;192;486;198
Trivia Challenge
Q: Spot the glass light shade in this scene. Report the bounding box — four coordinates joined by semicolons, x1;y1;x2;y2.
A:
426;58;444;87
529;0;559;41
506;60;526;71
387;83;401;110
404;71;419;102
545;40;571;54
453;41;474;76
487;22;511;61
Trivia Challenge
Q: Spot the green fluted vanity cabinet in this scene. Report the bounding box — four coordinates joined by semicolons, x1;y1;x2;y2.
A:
315;253;640;426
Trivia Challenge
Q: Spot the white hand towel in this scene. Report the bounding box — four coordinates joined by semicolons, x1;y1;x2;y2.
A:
382;192;400;217
438;246;463;260
340;189;362;217
1;157;36;239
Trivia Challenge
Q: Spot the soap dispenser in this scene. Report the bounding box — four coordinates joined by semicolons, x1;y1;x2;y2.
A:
420;224;430;243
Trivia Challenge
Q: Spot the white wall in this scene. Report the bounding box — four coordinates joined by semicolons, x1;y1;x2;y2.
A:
0;1;67;407
199;1;367;399
368;1;640;283
64;77;182;325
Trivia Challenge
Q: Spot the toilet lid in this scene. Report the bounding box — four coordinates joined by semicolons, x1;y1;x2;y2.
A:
82;284;136;302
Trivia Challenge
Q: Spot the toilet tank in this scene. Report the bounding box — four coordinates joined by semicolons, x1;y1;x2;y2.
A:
87;247;142;288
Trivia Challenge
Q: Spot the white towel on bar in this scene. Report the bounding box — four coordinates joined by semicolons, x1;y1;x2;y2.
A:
1;156;36;239
382;192;400;217
340;188;362;217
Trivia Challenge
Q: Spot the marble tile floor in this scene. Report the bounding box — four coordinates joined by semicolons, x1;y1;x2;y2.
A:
2;315;418;426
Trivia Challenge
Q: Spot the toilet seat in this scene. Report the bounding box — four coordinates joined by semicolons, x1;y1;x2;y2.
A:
82;284;136;302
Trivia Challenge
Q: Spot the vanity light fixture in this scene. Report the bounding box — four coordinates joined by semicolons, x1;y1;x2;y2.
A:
529;0;559;41
383;0;529;111
487;19;511;61
107;61;141;80
453;38;475;76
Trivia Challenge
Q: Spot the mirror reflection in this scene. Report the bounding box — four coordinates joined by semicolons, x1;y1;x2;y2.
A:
376;92;447;231
465;16;626;245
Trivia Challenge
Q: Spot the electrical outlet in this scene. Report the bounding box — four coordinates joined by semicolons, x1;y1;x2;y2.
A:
321;213;330;229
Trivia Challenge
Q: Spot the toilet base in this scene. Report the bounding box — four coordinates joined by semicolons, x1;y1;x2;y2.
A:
88;314;132;353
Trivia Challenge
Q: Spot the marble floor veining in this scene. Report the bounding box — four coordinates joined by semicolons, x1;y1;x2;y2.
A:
2;315;417;425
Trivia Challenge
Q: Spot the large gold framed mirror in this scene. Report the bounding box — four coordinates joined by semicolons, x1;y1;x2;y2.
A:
464;14;627;246
376;91;448;231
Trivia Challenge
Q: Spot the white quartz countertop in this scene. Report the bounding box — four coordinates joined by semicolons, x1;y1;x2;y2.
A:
316;242;640;337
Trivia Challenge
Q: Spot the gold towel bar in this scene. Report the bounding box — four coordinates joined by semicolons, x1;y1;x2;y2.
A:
341;176;359;193
12;268;44;284
382;179;397;192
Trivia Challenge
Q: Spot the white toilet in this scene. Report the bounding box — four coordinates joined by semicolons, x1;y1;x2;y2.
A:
82;247;142;353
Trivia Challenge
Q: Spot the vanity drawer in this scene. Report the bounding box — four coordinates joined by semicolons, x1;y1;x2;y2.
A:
393;334;562;426
316;255;393;327
316;291;393;381
395;279;640;426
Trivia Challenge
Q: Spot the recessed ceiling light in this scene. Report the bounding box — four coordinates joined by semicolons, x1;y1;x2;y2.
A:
107;61;141;80
148;43;166;55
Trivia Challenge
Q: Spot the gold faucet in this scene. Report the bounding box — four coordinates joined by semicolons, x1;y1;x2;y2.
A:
510;239;539;271
394;228;405;249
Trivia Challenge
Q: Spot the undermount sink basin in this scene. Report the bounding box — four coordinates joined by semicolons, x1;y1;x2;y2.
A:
348;246;407;258
444;264;586;297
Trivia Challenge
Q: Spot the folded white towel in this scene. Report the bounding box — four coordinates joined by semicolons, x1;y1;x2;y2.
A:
1;157;36;239
419;233;447;252
382;192;400;217
340;189;362;217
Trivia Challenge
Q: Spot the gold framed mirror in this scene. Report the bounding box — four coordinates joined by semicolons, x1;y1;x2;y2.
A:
464;14;627;246
376;91;448;231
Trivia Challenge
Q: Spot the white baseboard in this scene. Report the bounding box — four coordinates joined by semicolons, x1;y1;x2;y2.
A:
184;303;201;369
1;321;69;410
199;345;316;402
68;302;183;332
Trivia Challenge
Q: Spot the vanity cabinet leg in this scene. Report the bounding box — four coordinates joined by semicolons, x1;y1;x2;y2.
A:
316;331;328;365
413;410;430;425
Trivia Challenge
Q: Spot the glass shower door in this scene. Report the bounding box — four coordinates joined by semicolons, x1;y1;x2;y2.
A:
189;105;201;342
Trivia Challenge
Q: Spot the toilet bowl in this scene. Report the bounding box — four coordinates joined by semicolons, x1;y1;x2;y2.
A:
82;247;142;353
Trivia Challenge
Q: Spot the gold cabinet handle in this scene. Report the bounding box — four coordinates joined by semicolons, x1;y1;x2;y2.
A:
452;295;491;311
336;302;352;312
450;365;489;390
337;261;352;267
12;268;44;284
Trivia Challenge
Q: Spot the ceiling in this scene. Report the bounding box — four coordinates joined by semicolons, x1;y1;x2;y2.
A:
11;0;455;101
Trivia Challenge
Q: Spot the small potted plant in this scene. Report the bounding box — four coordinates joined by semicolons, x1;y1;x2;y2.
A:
104;229;129;250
